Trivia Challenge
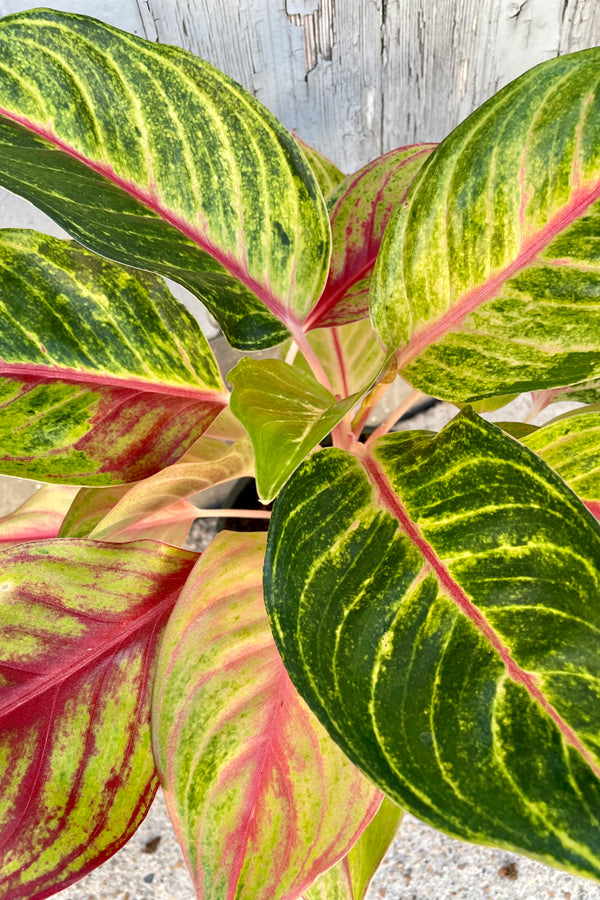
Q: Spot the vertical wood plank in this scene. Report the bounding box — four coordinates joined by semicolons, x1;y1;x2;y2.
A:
382;0;600;149
137;0;384;173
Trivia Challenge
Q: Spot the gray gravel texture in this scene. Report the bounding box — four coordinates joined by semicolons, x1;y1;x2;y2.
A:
51;793;600;900
7;392;600;900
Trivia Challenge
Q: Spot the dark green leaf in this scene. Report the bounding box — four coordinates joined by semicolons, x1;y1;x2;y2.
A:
265;408;600;878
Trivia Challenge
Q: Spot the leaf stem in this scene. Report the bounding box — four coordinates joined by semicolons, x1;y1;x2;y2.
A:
365;389;424;446
284;340;299;366
351;380;394;440
525;388;563;423
193;508;271;519
289;326;334;395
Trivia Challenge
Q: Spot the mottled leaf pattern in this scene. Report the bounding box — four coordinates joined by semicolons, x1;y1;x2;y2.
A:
523;406;600;507
153;531;382;900
307;144;436;330
293;134;345;197
372;49;600;401
265;408;600;878
229;358;360;503
0;10;330;349
0;539;197;900
0;231;226;485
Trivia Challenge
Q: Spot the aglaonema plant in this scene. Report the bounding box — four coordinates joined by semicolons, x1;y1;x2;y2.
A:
2;8;600;899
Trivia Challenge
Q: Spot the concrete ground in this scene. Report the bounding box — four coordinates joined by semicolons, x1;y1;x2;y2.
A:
5;394;600;899
44;789;600;899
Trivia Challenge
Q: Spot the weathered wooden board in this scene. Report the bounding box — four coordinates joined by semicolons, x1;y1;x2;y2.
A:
135;0;600;171
0;0;598;332
1;0;599;172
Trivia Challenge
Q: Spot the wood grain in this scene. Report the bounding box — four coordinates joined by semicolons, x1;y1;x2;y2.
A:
1;1;599;241
136;0;600;173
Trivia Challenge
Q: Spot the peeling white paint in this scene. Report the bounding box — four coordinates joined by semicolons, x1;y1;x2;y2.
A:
0;2;598;178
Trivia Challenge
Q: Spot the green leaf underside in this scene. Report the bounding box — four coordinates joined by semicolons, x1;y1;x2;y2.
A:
372;49;600;402
0;539;197;900
265;408;600;878
307;144;436;330
0;10;331;350
0;231;226;485
228;358;359;503
293;134;345;197
303;797;402;900
152;531;382;900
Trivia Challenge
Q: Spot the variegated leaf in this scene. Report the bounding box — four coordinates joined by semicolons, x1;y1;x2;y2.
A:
303;798;402;900
265;408;600;879
522;406;600;511
0;9;330;350
306;144;436;330
0;231;227;485
0;538;197;900
293;134;345;197
372;49;600;401
153;531;382;900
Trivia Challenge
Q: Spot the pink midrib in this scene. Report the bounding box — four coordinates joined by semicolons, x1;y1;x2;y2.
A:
363;450;600;781
397;178;600;369
0;106;301;332
305;145;436;330
0;579;188;717
0;360;229;403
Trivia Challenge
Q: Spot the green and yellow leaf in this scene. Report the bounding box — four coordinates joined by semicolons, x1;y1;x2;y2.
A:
372;49;600;401
293;134;345;197
523;406;600;511
0;231;226;485
0;9;331;350
265;408;600;879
